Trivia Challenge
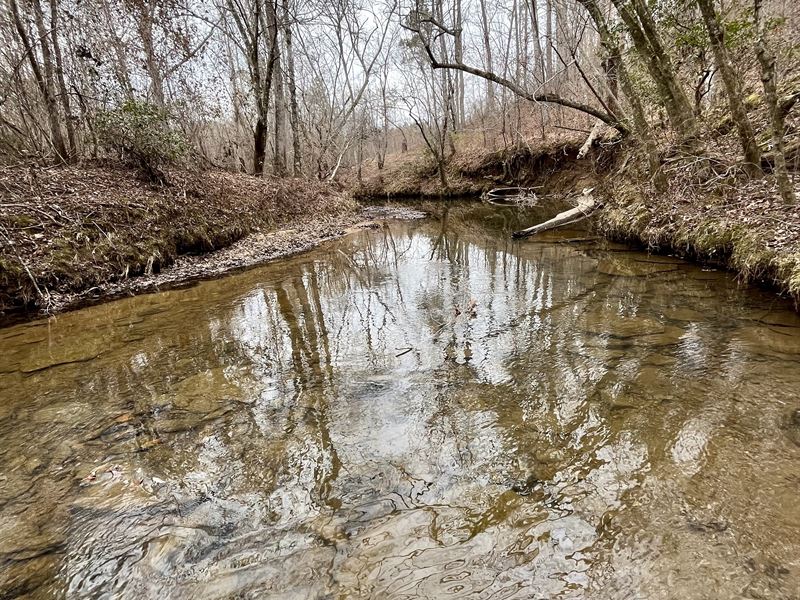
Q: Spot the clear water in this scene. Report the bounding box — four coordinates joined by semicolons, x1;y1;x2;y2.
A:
1;203;799;599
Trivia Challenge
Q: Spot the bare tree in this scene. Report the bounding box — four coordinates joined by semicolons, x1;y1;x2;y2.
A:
402;1;629;133
696;0;760;174
754;0;795;203
10;0;69;160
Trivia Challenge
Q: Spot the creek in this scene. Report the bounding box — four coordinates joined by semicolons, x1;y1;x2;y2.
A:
1;202;799;599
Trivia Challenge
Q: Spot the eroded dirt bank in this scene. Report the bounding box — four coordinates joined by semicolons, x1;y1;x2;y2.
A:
593;157;800;306
0;163;424;322
359;140;800;307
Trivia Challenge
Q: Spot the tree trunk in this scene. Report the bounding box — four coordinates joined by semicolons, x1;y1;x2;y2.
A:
545;0;554;79
479;0;495;105
754;0;795;203
100;0;134;99
282;0;302;176
609;0;696;140
696;0;760;174
23;0;68;161
49;0;76;161
133;1;165;107
578;0;665;190
267;0;286;176
254;117;268;176
513;191;598;238
438;159;448;189
453;0;465;128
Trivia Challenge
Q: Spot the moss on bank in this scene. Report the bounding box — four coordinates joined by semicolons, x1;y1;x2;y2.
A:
595;172;800;304
0;164;356;314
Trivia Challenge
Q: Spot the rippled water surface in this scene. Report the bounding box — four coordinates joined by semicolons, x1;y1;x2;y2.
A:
2;203;800;599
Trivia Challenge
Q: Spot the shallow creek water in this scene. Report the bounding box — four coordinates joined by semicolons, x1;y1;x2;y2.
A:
1;203;800;599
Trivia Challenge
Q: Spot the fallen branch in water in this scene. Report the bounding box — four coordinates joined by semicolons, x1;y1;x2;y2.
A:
512;189;600;239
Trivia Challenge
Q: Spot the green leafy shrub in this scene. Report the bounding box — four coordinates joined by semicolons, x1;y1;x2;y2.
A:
96;100;188;184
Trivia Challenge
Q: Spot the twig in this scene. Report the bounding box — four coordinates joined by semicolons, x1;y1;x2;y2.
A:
0;223;50;308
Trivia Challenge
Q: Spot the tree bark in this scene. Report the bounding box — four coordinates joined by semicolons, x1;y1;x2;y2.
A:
578;0;665;189
545;0;553;79
696;0;760;174
282;0;302;175
267;0;286;176
479;0;495;105
19;0;68;161
453;0;465;128
754;0;795;203
513;191;598;238
428;59;628;133
100;0;134;99
131;0;165;107
49;0;76;161
608;0;696;139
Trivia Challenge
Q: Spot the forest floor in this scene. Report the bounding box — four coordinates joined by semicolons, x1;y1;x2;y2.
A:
0;163;423;322
357;137;800;307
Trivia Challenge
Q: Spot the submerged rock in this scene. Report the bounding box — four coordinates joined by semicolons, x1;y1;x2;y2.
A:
736;326;800;355
597;257;680;277
784;407;800;447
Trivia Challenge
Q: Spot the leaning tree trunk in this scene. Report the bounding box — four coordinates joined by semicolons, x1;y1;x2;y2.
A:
579;0;665;190
609;0;696;140
697;0;760;175
754;0;795;203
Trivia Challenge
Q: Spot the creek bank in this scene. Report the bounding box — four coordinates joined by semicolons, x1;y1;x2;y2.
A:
593;163;800;305
40;206;425;317
352;138;609;200
362;140;800;306
0;163;425;322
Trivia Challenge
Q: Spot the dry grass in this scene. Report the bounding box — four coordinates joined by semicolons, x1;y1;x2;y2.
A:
0;163;355;312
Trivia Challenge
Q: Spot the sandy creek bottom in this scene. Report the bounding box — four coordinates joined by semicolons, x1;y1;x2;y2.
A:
1;203;799;599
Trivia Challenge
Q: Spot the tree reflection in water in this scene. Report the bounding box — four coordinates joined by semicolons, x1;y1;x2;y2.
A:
0;203;799;599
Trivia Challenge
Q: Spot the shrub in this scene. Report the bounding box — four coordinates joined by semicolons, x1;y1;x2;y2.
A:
96;100;188;184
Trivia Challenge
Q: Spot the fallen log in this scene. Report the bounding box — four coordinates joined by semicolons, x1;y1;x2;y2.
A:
512;189;600;238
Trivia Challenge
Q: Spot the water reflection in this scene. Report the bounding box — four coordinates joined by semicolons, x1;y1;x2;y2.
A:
1;203;799;599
